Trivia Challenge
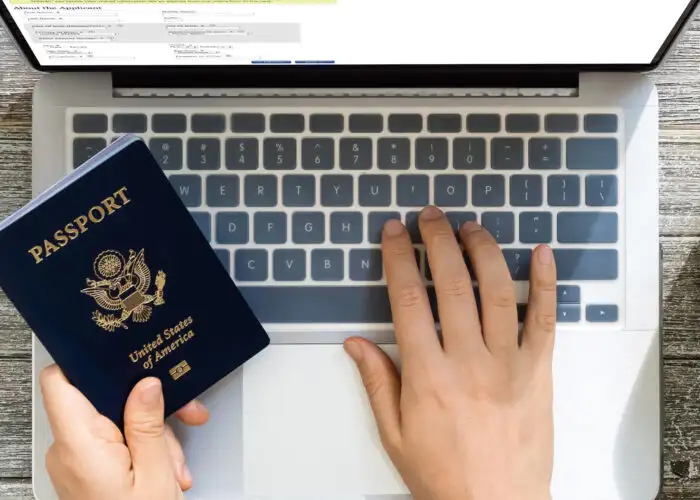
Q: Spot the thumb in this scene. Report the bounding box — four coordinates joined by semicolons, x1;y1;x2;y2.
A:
124;378;175;487
344;338;402;453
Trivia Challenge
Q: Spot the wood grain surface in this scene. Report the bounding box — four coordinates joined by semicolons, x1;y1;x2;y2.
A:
1;13;700;500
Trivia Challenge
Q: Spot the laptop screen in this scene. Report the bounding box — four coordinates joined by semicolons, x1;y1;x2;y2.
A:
1;0;696;68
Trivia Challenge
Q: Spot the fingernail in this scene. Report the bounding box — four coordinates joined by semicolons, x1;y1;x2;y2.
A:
182;463;192;484
538;245;553;265
420;206;443;220
139;378;162;406
344;340;364;363
461;221;482;234
383;219;404;237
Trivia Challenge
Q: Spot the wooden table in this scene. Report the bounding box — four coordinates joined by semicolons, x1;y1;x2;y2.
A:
1;17;700;500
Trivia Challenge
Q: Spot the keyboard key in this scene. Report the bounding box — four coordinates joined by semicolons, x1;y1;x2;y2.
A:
434;175;467;207
263;138;297;170
547;175;580;207
331;212;363;244
231;113;265;133
397;175;430;207
586;305;619;322
557;285;581;303
349;114;383;133
445;211;477;234
482;212;515;243
216;212;249;244
244;175;277;207
340;138;373;170
310;114;344;133
321;175;353;207
368;212;401;244
350;249;383;281
149;138;183;170
529;138;561;170
584;114;618;133
359;175;392;207
491;138;524;170
283;175;315;207
503;249;531;281
467;114;500;133
311;250;344;281
453;138;486;170
557;304;581;323
214;249;230;274
225;138;259;170
190;212;211;241
254;212;287;244
388;114;422;133
510;175;543;207
553;249;618;280
519;212;552;243
472;175;505;207
545;114;578;133
270;114;304;133
405;212;422;243
187;138;221;170
191;114;225;133
586;175;618;206
378;138;410;170
302;138;334;170
152;113;186;133
113;114;146;133
206;175;240;207
292;212;325;244
73;138;106;167
557;213;618;244
567;138;618;170
416;138;448;170
73;114;107;133
235;249;268;282
234;285;428;323
169;175;201;207
428;114;461;133
273;249;306;281
506;114;539;133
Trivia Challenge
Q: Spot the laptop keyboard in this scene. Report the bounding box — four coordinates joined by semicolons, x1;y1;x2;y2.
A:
69;109;623;326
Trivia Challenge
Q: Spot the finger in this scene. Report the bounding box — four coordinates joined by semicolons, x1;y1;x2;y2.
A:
39;365;100;442
123;378;176;488
175;400;210;426
460;222;518;358
164;424;193;492
344;338;402;455
522;245;557;355
381;219;442;363
418;206;484;356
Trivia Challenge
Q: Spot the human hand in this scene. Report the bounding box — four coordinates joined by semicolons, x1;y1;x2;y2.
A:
344;206;556;500
40;365;210;500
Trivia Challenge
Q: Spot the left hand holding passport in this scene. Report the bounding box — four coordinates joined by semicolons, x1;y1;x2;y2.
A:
40;365;209;499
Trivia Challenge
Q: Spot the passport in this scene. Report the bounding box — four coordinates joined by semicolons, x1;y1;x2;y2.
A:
0;135;270;429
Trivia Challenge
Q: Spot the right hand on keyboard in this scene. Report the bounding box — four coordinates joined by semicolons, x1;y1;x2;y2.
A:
344;205;556;500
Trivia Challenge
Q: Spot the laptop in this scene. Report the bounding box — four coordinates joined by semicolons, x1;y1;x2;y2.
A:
0;0;695;498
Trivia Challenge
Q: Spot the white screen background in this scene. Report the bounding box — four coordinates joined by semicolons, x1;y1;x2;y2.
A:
1;0;694;66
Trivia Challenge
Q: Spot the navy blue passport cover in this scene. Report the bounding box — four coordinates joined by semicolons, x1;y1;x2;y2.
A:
0;136;269;429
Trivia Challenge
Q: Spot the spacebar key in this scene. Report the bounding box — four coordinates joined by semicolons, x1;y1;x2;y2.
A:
238;286;437;323
553;249;618;280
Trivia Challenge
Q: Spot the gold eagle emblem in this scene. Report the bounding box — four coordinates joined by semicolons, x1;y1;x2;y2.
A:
81;249;166;332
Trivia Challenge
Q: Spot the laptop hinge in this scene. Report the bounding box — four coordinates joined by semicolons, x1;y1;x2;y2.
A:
112;69;579;98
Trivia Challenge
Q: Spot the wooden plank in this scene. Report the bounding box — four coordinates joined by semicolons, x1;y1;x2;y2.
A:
0;359;31;479
0;478;33;499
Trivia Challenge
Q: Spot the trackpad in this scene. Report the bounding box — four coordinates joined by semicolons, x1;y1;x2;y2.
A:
243;344;409;497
